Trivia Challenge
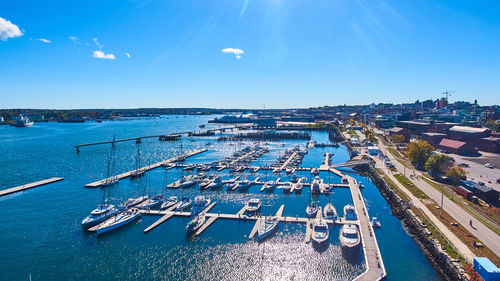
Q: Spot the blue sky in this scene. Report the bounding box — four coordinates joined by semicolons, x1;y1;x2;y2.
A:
1;0;499;109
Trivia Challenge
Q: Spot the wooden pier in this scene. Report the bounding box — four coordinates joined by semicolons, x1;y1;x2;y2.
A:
0;177;64;197
85;149;207;188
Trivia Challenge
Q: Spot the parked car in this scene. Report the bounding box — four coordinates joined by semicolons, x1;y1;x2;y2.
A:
459;163;469;167
485;163;494;169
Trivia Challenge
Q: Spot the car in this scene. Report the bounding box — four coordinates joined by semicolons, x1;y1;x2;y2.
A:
459;163;469;167
485;163;494;169
497;178;500;184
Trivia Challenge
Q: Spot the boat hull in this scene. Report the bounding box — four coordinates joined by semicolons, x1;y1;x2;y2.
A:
96;212;141;235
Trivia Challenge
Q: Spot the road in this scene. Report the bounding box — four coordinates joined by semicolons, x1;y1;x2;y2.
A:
376;140;500;257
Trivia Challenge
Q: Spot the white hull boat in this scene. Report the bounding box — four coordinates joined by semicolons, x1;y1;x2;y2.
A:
96;208;141;235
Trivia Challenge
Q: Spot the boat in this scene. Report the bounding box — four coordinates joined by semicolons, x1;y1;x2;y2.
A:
306;201;319;217
247;198;261;213
339;224;361;249
130;144;145;178
180;176;196;188
186;213;206;233
358;182;365;189
285;167;293;174
161;196;178;209
119;195;148;209
295;182;303;192
311;176;321;194
323;203;337;220
311;219;329;244
208;176;224;189
257;216;279;241
371;217;381;228
344;204;357;220
282;183;291;193
192;196;211;213
311;168;319;175
176;197;192;211
183;164;196;171
291;174;298;183
307;140;316;149
100;137;118;187
13;114;34;127
140;194;164;209
199;178;211;189
95;208;141;235
82;203;118;230
226;182;237;190
238;179;251;190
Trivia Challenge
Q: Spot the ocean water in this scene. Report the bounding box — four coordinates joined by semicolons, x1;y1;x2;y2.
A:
0;116;440;280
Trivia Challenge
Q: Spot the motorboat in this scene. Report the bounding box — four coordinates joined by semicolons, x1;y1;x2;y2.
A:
257;216;279;241
295;182;303;192
119;195;148;209
344;204;357;220
311;219;329;244
199;179;212;189
192;196;211;213
208;176;225;189
181;176;196;188
323;203;337;220
183;164;196;171
247;198;261;213
311;176;321;194
186;213;206;233
291;174;298;183
285;167;293;174
96;208;141;235
306;201;319;217
311;168;319;175
371;217;381;228
238;179;251;190
82;204;118;230
282;183;291;193
176;197;192;211
339;224;361;249
161;196;178;209
358;182;365;189
14;114;34;127
140;194;164;209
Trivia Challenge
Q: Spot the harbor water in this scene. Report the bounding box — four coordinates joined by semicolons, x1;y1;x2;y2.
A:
0;116;440;280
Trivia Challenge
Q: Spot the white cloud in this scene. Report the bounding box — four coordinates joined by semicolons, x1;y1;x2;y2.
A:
93;37;102;48
69;36;78;42
36;38;51;43
221;48;244;59
125;53;131;58
0;17;23;41
93;50;115;60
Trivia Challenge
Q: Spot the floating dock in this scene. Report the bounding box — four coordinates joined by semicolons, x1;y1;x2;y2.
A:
85;149;207;188
0;177;64;197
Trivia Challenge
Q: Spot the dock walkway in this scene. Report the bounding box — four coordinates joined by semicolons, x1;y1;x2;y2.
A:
85;149;207;187
0;177;64;197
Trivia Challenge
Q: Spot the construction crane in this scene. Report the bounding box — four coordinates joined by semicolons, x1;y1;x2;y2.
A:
442;90;455;102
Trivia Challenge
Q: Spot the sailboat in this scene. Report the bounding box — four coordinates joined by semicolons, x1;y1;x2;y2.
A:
95;208;141;235
258;202;279;241
161;196;178;209
101;137;118;187
130;143;145;178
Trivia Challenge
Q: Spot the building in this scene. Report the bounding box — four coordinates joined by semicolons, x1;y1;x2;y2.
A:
461;181;500;206
448;126;491;141
388;127;410;142
367;146;380;156
372;115;394;128
420;132;446;148
438;138;478;155
476;137;500;153
473;257;500;281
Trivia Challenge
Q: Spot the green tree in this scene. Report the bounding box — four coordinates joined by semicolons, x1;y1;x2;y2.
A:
485;120;500;132
424;154;452;177
406;140;435;169
390;134;406;144
445;166;467;185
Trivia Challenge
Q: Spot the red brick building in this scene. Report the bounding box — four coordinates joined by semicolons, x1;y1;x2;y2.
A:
438;138;478;155
388;127;410;142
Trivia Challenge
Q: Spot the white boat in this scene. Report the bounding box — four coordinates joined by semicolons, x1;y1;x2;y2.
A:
140;194;164;209
186;213;206;233
323;203;337;220
311;219;329;244
306;201;319;217
161;196;178;209
247;198;261;213
208;177;225;189
344;204;357;220
238;179;251;190
96;208;141;235
183;164;196;171
176;197;192;211
257;216;279;241
192;196;211;213
199;178;211;189
371;217;381;228
82;204;118;230
358;182;365;189
295;182;304;192
285;167;293;174
14;114;34;127
119;195;148;209
311;168;319;175
180;176;196;188
262;180;276;191
339;224;361;249
307;140;316;149
311;177;321;194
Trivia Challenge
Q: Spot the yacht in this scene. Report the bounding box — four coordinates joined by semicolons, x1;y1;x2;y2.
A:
186;213;206;233
14;114;34;127
208;177;224;189
311;219;329;244
176;197;192;211
140;194;164;209
371;217;381;228
161;196;178;209
339;224;361;249
344;204;357;220
323;203;337;220
311;176;321;194
119;195;148;209
192;196;211;213
247;198;261;213
306;201;319;217
82;204;118;230
257;216;279;241
96;208;141;235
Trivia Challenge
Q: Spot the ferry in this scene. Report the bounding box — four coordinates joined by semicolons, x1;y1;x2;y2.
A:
96;208;141;235
339;224;361;250
258;216;279;241
161;196;178;209
311;219;329;245
82;204;118;230
14;114;34;127
344;204;357;220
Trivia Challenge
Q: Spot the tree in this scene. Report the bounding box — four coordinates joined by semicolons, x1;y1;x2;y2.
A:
445;166;467;185
485;120;500;132
390;134;406;144
406;140;435;169
424;154;452;177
